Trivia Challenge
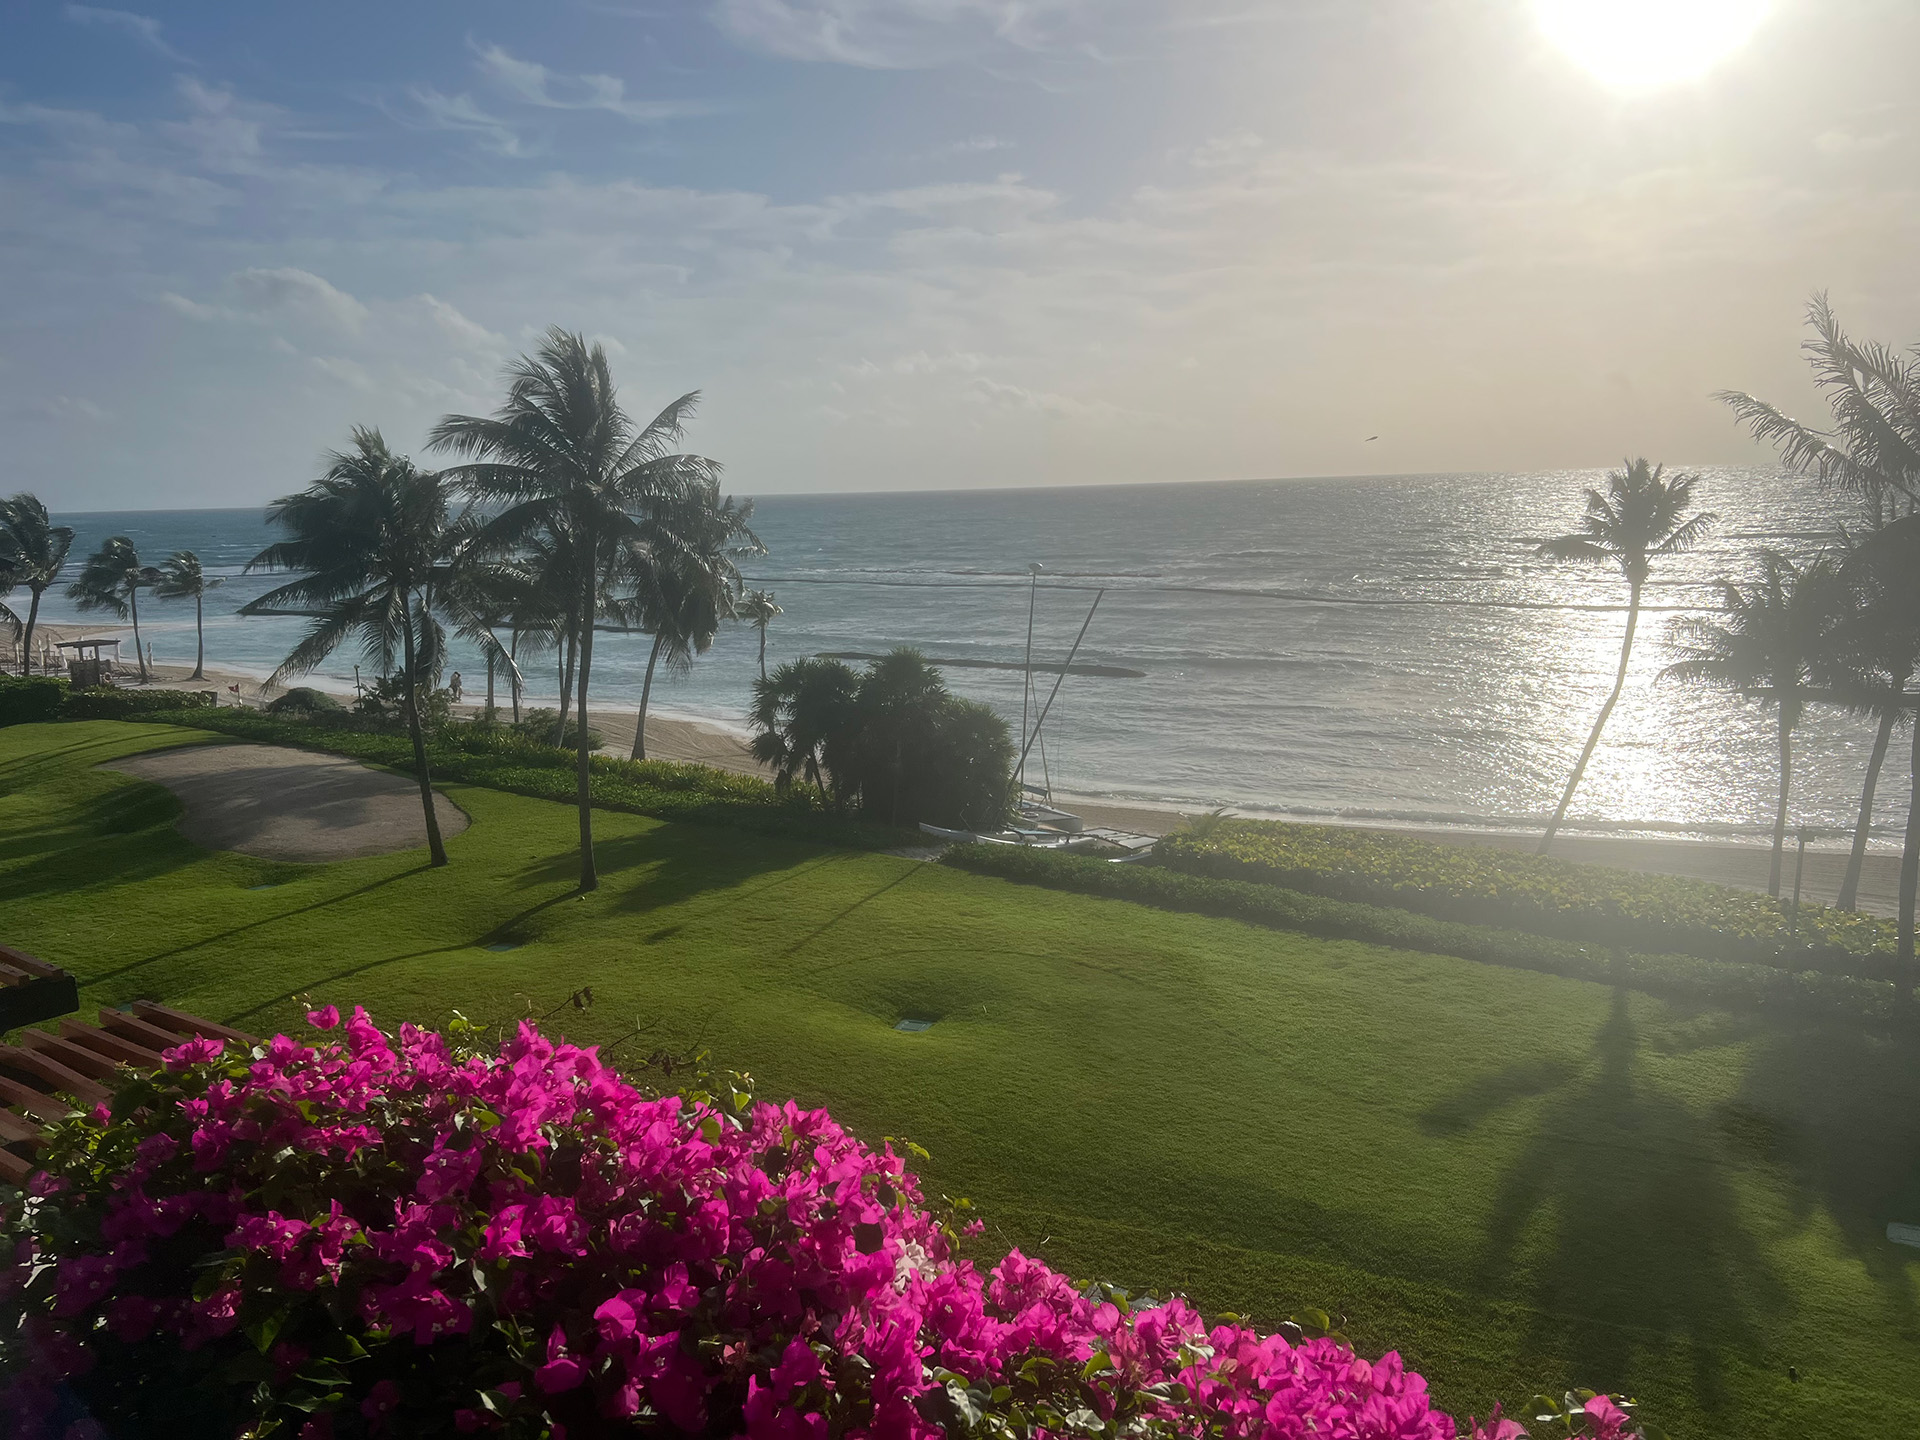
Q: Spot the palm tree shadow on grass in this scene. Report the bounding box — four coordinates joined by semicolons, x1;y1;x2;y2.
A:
1464;991;1785;1408
510;825;854;919
1732;1023;1920;1329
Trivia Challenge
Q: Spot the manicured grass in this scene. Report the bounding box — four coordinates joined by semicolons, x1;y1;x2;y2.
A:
4;721;1918;1439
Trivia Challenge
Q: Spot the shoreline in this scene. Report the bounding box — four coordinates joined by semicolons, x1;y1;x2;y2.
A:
19;625;1905;916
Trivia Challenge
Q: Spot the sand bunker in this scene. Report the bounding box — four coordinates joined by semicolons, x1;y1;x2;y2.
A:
105;744;469;863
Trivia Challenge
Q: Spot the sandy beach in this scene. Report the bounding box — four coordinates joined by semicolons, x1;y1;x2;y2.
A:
16;622;1906;916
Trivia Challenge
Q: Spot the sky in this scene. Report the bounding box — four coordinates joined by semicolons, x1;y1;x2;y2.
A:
2;0;1917;510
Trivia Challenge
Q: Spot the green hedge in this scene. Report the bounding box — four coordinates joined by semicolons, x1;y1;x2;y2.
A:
1157;820;1898;977
0;677;218;724
941;843;1906;1028
0;676;65;727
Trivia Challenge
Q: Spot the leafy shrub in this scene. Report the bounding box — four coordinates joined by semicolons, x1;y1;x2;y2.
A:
0;1010;1652;1440
752;649;1013;831
266;686;345;716
942;844;1904;1028
0;676;65;727
1158;821;1897;975
512;707;604;752
353;675;454;733
60;687;217;721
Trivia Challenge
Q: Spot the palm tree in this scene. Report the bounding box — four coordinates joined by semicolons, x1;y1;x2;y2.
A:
242;428;509;869
68;536;160;683
1840;517;1920;977
1718;293;1920;525
749;657;862;801
741;589;782;681
623;488;759;761
0;495;74;674
1662;550;1845;896
153;551;215;680
1816;550;1917;912
1532;460;1716;854
429;327;724;892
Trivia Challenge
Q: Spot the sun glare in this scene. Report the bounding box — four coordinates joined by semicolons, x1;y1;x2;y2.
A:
1536;0;1772;89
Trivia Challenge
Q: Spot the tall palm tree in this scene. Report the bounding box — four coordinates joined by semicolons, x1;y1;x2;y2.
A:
1816;548;1917;912
68;536;160;683
1662;550;1845;896
242;428;509;869
1533;459;1716;854
0;495;74;674
429;327;724;892
623;488;759;761
741;589;782;681
1841;517;1920;977
153;551;215;681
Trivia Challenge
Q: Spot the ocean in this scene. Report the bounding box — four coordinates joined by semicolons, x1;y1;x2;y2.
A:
31;467;1905;844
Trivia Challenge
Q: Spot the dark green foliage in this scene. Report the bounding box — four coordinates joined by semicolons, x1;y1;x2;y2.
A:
750;649;1013;831
513;707;603;752
940;843;1904;1027
265;686;345;716
60;687;217;721
0;675;65;726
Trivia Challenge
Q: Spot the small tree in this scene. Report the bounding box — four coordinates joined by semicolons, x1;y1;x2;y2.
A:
742;589;782;681
154;550;215;680
0;494;74;675
749;657;862;802
67;536;160;682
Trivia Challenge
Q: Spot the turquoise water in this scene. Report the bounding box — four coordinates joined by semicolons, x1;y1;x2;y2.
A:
31;468;1904;841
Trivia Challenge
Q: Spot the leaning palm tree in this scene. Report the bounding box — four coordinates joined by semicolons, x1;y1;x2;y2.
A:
429;328;724;892
749;656;862;802
1840;517;1920;976
0;495;74;674
1662;550;1845;896
1532;459;1716;854
153;551;215;680
622;487;760;761
242;428;510;869
741;589;782;681
67;536;160;682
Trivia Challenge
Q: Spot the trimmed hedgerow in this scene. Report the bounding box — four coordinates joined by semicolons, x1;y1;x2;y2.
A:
0;677;218;724
0;677;65;727
940;844;1903;1028
1157;821;1897;976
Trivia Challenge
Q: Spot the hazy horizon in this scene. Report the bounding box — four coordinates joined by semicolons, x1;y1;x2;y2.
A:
4;1;1916;510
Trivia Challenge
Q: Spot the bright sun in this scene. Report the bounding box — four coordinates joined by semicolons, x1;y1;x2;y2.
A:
1535;0;1772;89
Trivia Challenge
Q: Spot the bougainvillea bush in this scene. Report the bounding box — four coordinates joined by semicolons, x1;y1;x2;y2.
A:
1;1010;1654;1440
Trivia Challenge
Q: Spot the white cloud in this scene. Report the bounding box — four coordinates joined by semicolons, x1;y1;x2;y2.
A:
62;5;187;62
417;294;504;350
405;86;530;157
470;41;713;122
709;0;1079;67
228;267;369;332
29;395;112;422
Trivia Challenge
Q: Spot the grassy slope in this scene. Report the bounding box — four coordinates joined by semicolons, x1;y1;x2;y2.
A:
3;721;1917;1440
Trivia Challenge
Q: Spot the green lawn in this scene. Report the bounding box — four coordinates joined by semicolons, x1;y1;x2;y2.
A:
4;720;1918;1440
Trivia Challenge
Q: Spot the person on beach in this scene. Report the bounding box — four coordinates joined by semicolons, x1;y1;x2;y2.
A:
449;671;463;705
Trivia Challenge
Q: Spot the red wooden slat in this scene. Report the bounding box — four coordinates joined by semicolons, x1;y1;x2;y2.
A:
98;1010;196;1051
19;1031;121;1082
0;1149;35;1186
0;1109;39;1144
0;1075;72;1124
131;1002;256;1047
58;1019;165;1069
0;1045;112;1106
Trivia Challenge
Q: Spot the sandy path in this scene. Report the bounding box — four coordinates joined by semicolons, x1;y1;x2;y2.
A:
105;744;469;863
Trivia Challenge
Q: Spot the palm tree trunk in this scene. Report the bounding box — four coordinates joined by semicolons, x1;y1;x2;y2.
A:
632;631;667;761
1539;584;1640;855
758;623;767;682
1769;712;1793;897
190;593;205;680
1839;703;1897;911
485;640;496;711
401;600;449;868
1899;714;1920;987
556;629;576;746
130;589;148;683
509;631;521;725
20;590;41;677
574;594;598;893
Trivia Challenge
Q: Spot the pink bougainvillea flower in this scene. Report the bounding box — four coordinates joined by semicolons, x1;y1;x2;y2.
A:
306;1004;341;1030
